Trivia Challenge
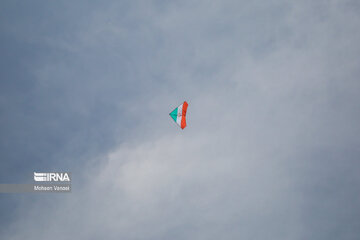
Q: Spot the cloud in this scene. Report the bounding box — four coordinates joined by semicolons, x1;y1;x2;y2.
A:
1;0;360;239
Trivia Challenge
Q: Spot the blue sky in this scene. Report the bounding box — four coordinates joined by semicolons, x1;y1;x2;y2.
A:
1;1;360;239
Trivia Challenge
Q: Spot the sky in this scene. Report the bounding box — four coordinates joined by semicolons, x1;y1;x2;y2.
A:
1;0;360;239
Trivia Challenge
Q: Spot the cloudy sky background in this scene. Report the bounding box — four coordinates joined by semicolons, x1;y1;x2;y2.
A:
1;0;360;239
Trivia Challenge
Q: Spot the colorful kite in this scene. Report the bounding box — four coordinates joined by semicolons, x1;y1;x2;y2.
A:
169;101;188;129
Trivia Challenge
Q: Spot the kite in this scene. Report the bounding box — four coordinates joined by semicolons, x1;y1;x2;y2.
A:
169;101;188;129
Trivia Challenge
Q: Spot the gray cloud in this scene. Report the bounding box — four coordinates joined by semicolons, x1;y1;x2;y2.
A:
1;0;360;239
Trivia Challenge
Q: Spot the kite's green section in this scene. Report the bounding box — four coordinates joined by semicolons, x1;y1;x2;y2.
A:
169;107;178;122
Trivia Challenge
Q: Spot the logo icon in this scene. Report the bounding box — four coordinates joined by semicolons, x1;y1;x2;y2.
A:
34;172;71;182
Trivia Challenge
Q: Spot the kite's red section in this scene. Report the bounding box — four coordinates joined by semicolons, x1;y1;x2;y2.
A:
181;101;188;129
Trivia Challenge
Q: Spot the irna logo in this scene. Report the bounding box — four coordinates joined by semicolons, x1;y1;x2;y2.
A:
34;172;71;182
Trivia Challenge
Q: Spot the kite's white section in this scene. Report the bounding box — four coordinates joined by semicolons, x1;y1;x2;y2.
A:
176;104;183;125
